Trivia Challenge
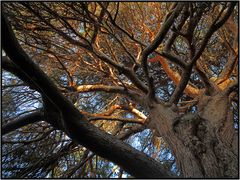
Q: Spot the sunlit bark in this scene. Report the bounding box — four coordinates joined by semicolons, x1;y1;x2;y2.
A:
2;2;238;178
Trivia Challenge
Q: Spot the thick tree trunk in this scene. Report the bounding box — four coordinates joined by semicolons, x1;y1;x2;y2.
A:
148;92;238;178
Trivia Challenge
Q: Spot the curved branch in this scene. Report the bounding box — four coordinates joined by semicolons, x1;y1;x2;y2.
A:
2;111;44;135
160;51;187;69
93;51;149;93
76;84;137;95
3;128;53;144
220;79;238;93
92;104;122;116
121;104;148;120
149;55;200;98
86;104;148;122
89;116;145;125
140;3;184;97
75;84;144;103
2;14;172;178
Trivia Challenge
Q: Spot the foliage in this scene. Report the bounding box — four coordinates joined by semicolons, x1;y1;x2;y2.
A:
2;2;238;178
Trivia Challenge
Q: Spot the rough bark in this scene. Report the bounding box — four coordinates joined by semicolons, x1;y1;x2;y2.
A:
147;92;238;178
2;2;238;178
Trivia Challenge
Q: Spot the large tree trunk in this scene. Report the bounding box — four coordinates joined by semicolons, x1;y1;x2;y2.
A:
148;92;238;178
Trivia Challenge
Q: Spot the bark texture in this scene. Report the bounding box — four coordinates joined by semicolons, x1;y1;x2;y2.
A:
2;2;238;178
147;92;238;178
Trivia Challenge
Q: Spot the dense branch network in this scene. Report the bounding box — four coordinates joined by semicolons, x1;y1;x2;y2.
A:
2;2;238;178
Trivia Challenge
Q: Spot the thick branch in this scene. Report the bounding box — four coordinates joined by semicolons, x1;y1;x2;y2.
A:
89;116;145;125
2;56;38;91
76;84;140;96
2;111;44;135
2;14;172;178
169;70;192;104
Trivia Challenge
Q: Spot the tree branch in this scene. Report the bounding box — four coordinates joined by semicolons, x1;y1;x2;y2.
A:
169;70;192;104
189;2;236;67
76;84;139;96
3;128;53;144
89;116;145;125
22;3;92;50
2;111;44;135
149;55;199;98
169;2;236;104
93;50;149;93
2;56;38;91
140;3;184;98
195;62;217;95
160;51;187;69
2;14;172;178
164;5;189;52
216;53;238;85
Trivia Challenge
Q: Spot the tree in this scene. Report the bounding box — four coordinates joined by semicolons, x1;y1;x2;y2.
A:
1;2;238;178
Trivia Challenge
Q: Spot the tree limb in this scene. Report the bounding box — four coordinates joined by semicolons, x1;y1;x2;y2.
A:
149;55;199;98
140;3;184;98
2;14;172;178
189;2;236;67
93;51;149;93
89;116;145;124
169;2;236;104
2;111;44;135
2;56;38;91
75;84;142;100
3;128;53;144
